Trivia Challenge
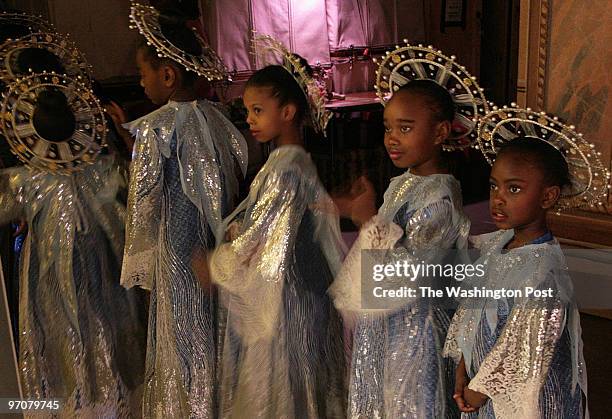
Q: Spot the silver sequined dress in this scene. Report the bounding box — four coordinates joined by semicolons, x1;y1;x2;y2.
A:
120;100;247;418
0;155;146;418
443;230;587;419
331;170;470;418
209;145;348;419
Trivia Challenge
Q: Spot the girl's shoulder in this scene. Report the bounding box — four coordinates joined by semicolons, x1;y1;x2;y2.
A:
124;102;176;134
422;173;462;200
469;230;509;250
265;146;314;176
250;147;322;200
409;173;463;212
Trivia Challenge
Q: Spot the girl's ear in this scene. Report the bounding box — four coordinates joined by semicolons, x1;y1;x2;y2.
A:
281;103;297;122
434;120;451;145
162;65;177;88
541;185;561;209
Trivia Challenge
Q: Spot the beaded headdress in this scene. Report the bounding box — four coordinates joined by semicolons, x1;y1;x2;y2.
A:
374;41;489;150
477;104;611;211
129;2;230;82
0;32;92;85
1;72;107;174
0;11;55;42
252;34;331;136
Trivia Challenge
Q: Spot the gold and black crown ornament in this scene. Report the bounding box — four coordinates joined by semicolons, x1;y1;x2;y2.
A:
252;34;332;136
0;32;92;85
129;2;230;82
477;104;611;211
1;72;107;174
374;41;489;151
0;11;55;44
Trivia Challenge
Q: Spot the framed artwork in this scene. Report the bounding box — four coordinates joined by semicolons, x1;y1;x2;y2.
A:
440;0;466;31
517;0;612;246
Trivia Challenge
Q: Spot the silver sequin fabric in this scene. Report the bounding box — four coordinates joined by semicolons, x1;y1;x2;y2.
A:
443;230;587;419
120;100;247;418
0;155;146;418
210;145;348;418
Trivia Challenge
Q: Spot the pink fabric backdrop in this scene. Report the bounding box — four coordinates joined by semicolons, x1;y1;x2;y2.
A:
202;0;426;88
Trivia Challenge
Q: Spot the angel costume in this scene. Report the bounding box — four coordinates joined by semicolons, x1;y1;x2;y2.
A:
330;170;470;418
209;145;347;418
443;230;587;418
0;154;146;417
120;100;247;418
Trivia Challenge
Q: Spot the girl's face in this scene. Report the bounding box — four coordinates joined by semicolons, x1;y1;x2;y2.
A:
383;91;448;172
489;153;559;231
243;86;287;143
136;48;173;105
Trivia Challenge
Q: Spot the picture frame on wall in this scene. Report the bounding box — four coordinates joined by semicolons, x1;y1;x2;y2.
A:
440;0;467;31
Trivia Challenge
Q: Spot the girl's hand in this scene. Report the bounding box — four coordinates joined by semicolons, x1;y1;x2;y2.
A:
191;246;212;292
106;101;135;152
453;356;477;413
225;221;241;242
107;100;128;127
332;176;377;227
463;388;488;409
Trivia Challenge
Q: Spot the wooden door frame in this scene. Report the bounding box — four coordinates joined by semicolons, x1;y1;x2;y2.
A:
516;0;549;110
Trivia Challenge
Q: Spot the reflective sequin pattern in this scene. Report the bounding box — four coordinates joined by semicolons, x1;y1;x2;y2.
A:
443;230;587;418
120;100;247;418
210;145;348;418
331;170;470;418
0;156;146;417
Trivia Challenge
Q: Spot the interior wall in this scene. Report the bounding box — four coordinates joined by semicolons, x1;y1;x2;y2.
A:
545;0;611;176
49;0;140;81
424;0;483;78
7;0;140;81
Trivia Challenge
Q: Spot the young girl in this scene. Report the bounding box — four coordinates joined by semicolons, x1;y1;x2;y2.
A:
329;44;489;418
444;108;598;418
0;73;145;416
117;4;247;418
209;37;347;418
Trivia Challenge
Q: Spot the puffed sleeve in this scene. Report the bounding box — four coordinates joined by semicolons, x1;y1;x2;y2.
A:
467;278;566;419
209;169;306;343
120;126;163;290
330;197;462;316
